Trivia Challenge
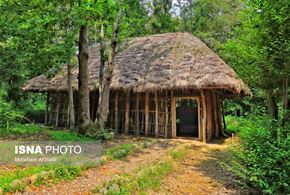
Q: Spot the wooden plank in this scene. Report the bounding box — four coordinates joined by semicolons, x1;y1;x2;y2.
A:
216;94;223;136
212;92;219;138
125;91;130;134
165;92;168;138
45;92;50;125
136;93;140;135
201;90;207;143
145;93;149;136
55;93;61;127
114;91;119;134
155;92;159;137
171;90;176;138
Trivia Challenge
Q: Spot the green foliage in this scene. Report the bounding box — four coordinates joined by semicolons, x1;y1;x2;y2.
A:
49;130;93;141
104;143;134;160
96;160;173;194
226;116;290;194
53;166;81;180
0;86;23;131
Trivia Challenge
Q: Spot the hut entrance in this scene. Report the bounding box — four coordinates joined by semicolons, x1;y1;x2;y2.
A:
175;98;199;137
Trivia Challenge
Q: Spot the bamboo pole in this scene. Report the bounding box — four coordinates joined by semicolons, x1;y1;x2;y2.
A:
155;92;159;137
125;91;130;134
198;96;201;141
136;93;140;135
165;92;168;138
114;91;119;133
213;92;219;138
201;90;207;143
45;92;50;125
145;93;149;136
216;94;223;136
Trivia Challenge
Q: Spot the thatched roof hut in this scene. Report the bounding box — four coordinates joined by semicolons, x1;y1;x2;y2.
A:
23;32;250;142
23;32;250;96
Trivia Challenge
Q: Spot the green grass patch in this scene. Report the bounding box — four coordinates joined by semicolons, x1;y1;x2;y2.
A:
49;130;93;141
0;165;82;193
95;145;189;194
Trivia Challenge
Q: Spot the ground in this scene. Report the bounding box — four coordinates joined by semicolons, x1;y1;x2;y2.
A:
6;136;242;195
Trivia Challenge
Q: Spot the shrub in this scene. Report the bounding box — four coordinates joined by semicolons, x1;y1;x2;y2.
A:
0;85;23;132
227;116;289;194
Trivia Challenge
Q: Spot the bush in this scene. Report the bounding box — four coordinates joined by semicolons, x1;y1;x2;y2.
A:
0;85;23;131
227;116;289;194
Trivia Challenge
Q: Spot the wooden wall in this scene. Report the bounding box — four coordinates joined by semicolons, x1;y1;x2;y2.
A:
45;89;224;142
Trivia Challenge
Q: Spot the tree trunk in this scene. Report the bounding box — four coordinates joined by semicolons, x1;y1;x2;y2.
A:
78;26;91;134
282;76;289;126
67;63;75;129
97;9;122;129
267;88;278;120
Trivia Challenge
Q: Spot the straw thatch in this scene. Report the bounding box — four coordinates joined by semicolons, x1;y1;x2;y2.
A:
22;32;251;96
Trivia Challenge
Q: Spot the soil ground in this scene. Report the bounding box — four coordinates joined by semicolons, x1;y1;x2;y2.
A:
13;137;242;195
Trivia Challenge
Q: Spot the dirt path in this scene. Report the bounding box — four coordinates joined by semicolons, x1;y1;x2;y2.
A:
150;138;240;195
19;138;240;195
23;140;179;195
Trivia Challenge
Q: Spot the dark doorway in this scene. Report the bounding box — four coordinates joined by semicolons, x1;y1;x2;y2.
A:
176;98;199;137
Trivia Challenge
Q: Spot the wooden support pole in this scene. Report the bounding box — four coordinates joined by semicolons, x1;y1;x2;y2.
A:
198;96;201;141
213;92;219;138
165;92;168;138
216;94;223;136
155;92;159;137
201;90;207;143
171;90;176;138
114;91;119;134
45;92;50;125
125;91;130;134
145;93;149;136
55;93;61;127
136;93;140;135
206;91;213;142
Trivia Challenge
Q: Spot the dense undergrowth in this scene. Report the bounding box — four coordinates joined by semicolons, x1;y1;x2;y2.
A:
225;116;289;194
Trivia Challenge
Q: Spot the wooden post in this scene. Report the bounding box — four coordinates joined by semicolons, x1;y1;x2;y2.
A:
213;92;219;138
216;94;223;136
55;93;61;127
171;90;176;138
45;92;50;125
114;91;119;133
136;93;140;135
145;93;149;136
198;96;201;141
221;98;227;130
155;92;159;137
165;92;168;138
201;90;207;143
125;91;130;134
206;91;213;142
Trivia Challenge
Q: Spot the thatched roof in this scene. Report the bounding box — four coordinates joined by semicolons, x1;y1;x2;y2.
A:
22;32;251;96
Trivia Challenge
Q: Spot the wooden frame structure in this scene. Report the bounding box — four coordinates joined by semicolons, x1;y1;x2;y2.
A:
44;89;224;142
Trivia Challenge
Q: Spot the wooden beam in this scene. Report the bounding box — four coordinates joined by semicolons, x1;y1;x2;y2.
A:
114;91;119;134
212;92;219;138
55;93;61;127
155;92;159;137
45;92;50;125
136;93;140;135
201;90;207;143
165;92;168;138
145;93;149;136
171;90;176;138
125;91;130;134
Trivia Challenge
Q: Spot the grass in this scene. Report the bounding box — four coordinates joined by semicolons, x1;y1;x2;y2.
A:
94;145;189;195
0;123;94;141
